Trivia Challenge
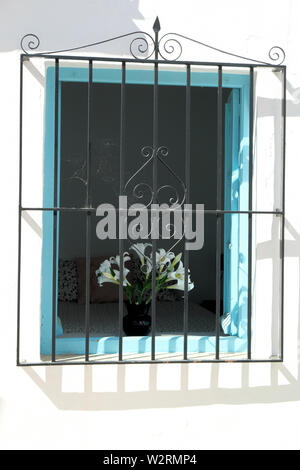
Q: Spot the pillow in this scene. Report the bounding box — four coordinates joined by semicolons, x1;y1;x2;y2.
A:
58;260;78;302
76;257;119;304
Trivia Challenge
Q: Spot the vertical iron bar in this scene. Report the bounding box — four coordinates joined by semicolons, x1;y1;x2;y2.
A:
17;56;24;365
248;67;254;359
151;31;159;361
183;64;191;360
85;60;93;361
119;62;126;361
281;67;286;361
215;66;223;360
51;58;59;362
85;213;91;361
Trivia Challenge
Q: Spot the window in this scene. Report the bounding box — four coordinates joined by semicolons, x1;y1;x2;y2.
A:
18;51;286;365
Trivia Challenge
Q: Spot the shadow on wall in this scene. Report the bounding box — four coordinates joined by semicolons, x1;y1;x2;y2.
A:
1;0;144;54
24;359;300;411
22;207;300;410
23;212;300;410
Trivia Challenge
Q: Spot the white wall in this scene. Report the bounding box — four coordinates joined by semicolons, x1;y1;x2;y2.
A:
1;0;300;450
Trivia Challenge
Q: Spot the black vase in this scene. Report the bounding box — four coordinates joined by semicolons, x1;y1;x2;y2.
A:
123;301;151;336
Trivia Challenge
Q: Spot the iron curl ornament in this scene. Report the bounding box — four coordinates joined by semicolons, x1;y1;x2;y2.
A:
124;145;187;209
20;17;286;66
20;33;40;54
268;46;286;66
123;143;187;265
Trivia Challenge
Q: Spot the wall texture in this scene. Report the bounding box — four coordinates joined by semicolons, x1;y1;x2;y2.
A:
1;0;300;450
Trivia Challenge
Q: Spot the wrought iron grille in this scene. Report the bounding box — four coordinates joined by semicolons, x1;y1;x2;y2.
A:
17;18;286;365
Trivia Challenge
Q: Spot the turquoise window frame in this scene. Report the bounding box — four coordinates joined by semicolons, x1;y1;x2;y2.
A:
41;65;250;356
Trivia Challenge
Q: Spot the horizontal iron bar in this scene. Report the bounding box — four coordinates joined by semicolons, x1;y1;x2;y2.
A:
21;53;286;69
17;359;283;366
21;207;284;215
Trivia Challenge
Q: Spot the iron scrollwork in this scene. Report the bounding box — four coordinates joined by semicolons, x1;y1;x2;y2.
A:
268;46;286;66
124;146;155;208
124;145;186;259
20;17;286;272
20;17;286;66
124;145;186;209
20;33;40;54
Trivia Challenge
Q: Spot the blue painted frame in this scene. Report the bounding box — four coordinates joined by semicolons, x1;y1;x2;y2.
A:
222;89;249;338
41;65;250;356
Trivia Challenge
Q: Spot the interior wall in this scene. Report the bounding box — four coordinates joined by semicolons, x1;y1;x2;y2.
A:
59;82;225;301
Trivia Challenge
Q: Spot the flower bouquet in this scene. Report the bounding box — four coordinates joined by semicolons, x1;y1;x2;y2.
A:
96;243;194;336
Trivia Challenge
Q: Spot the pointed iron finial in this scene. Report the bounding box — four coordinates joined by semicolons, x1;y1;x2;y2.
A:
153;16;161;33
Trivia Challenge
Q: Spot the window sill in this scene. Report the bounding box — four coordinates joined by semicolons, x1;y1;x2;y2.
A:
52;334;246;355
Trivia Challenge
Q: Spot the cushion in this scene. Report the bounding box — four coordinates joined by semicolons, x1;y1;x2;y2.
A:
76;257;119;304
58;260;78;302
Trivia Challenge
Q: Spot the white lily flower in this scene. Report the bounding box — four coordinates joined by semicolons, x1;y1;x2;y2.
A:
166;261;194;291
156;249;175;270
113;267;131;286
95;246;195;299
96;259;112;277
96;257;131;287
167;260;184;281
130;243;152;265
109;252;131;268
99;272;119;285
96;259;116;286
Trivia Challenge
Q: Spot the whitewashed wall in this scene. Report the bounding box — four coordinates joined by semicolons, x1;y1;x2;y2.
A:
1;0;300;450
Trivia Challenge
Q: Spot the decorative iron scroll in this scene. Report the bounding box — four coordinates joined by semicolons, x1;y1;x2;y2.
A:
124;145;186;261
20;17;286;65
124;145;187;209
